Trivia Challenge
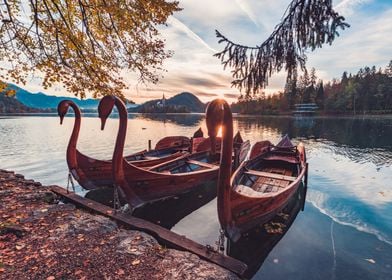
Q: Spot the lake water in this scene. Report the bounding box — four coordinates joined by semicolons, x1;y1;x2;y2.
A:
0;113;391;279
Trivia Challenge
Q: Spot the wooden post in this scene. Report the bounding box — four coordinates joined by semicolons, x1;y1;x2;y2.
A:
302;163;309;211
189;137;193;153
148;140;152;151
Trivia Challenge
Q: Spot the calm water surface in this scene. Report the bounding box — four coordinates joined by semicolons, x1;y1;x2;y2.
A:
0;113;391;279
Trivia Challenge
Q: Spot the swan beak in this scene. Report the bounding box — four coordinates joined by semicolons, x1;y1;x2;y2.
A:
100;118;107;130
60;115;64;125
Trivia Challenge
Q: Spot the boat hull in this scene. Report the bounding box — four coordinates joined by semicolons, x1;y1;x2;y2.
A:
226;138;307;241
71;149;185;190
118;151;220;208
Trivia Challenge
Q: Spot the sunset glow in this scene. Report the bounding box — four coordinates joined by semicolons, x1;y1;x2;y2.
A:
5;0;392;104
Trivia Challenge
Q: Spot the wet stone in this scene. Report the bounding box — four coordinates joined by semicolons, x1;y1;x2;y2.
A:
117;230;158;256
157;250;239;280
67;213;118;235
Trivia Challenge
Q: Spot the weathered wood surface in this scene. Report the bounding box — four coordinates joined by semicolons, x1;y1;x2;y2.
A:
50;185;247;276
245;170;297;182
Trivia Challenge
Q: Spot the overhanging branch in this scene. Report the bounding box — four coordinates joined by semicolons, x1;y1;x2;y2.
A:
215;0;349;95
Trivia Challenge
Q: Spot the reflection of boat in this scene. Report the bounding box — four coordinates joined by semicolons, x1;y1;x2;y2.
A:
226;183;306;279
58;100;201;190
99;96;250;210
205;99;308;241
85;180;217;229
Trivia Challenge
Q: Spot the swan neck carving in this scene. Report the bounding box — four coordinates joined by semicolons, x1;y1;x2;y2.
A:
58;100;81;170
112;98;128;185
206;99;233;232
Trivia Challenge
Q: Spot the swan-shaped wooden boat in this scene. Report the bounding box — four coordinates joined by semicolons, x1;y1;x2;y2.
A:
99;96;250;210
58;100;201;190
205;99;308;241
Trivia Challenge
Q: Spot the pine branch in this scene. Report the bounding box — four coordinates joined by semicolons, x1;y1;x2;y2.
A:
215;0;350;95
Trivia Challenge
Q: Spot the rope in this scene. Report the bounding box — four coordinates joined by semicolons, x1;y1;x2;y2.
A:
66;171;76;193
215;229;225;253
113;185;121;212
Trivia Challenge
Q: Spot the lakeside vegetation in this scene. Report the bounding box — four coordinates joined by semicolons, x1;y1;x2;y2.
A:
0;90;41;114
232;61;392;115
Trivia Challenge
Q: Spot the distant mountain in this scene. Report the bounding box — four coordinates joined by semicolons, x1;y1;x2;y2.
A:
131;92;206;113
7;84;100;109
0;93;43;114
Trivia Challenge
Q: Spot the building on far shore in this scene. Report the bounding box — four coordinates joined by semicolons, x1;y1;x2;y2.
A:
156;94;166;108
293;103;318;116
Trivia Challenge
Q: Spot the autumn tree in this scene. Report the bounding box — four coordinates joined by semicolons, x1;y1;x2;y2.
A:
215;0;349;96
0;0;180;98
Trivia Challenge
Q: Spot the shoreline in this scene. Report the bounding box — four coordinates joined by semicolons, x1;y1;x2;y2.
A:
2;112;392;118
0;169;240;279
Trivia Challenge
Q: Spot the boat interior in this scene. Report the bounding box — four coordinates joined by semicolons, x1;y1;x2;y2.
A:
125;147;182;161
235;154;300;194
150;152;219;174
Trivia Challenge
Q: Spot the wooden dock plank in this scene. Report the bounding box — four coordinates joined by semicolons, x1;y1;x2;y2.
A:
50;185;247;276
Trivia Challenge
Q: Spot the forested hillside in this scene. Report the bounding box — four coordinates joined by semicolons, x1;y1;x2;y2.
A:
232;61;392;115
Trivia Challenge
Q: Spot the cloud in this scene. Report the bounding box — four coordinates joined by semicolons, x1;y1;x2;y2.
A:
6;0;392;105
307;7;392;79
224;93;241;99
234;0;264;29
178;76;226;88
193;92;218;97
166;16;217;53
335;0;373;16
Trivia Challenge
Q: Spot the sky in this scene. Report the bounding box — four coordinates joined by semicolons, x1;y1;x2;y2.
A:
9;0;392;104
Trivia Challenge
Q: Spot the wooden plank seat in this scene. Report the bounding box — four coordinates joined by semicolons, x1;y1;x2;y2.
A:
245;169;297;182
263;155;299;164
187;160;217;169
143;156;160;160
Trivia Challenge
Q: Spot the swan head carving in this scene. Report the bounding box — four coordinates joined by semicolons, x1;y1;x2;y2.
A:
206;99;225;154
58;100;71;125
98;95;116;130
193;127;204;138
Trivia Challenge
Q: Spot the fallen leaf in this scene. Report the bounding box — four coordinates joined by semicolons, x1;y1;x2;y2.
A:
47;276;55;280
15;244;25;250
132;259;140;265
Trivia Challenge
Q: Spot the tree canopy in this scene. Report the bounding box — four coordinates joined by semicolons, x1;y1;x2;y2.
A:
0;0;180;98
231;60;392;115
215;0;349;96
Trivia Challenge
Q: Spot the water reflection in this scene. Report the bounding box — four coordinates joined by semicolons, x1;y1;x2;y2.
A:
134;113;204;127
85;181;217;229
1;114;391;280
237;115;392;150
